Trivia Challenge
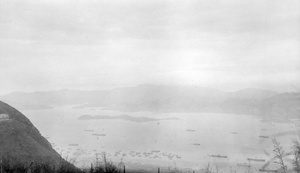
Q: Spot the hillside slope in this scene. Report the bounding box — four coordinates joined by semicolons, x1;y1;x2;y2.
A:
0;100;67;166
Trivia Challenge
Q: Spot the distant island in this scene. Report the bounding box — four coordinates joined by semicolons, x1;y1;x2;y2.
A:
78;114;178;123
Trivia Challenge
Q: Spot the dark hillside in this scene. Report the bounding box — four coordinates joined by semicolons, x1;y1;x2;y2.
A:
0;100;75;168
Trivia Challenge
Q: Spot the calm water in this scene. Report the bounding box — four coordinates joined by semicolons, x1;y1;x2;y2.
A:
23;106;299;172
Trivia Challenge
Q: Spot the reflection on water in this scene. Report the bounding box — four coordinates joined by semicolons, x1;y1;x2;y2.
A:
23;106;299;171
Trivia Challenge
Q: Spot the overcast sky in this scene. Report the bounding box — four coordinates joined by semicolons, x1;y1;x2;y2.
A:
0;0;299;94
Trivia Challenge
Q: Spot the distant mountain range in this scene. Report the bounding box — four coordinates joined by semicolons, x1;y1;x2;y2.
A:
1;84;299;120
0;100;75;167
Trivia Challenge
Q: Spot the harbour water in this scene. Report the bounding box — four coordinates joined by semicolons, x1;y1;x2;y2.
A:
23;105;299;172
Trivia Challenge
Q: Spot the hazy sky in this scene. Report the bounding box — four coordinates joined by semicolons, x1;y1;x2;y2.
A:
0;0;299;94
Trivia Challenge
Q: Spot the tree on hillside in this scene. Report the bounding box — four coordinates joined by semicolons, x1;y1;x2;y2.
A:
293;140;300;173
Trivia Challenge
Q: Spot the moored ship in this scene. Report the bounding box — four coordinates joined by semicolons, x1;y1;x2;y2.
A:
186;129;196;132
92;133;106;136
247;158;265;162
237;163;251;167
68;144;79;146
259;135;269;138
210;154;228;158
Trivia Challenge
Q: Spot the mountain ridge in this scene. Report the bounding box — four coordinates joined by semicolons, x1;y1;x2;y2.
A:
0;84;298;120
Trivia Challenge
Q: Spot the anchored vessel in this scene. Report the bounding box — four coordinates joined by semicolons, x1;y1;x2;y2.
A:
92;133;106;136
85;129;94;132
186;129;196;132
68;144;79;146
210;155;228;158
237;163;251;167
259;169;278;172
247;158;265;162
259;135;269;138
151;150;160;153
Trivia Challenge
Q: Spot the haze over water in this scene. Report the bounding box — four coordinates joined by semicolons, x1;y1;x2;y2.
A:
22;105;299;171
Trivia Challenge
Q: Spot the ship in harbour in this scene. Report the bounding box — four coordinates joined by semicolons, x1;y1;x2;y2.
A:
186;129;196;132
258;169;278;172
259;135;269;138
68;144;79;146
210;154;228;158
85;129;94;132
92;133;106;136
237;163;251;167
247;158;265;162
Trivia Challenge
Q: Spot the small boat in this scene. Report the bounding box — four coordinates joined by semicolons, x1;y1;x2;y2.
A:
151;150;160;153
85;129;94;132
258;169;278;172
259;135;269;139
230;132;238;134
237;163;251;167
193;143;201;146
210;155;228;158
186;129;196;132
68;144;79;146
247;158;265;162
92;133;106;136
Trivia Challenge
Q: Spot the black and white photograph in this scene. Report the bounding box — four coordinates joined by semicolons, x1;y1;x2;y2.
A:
0;0;299;172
